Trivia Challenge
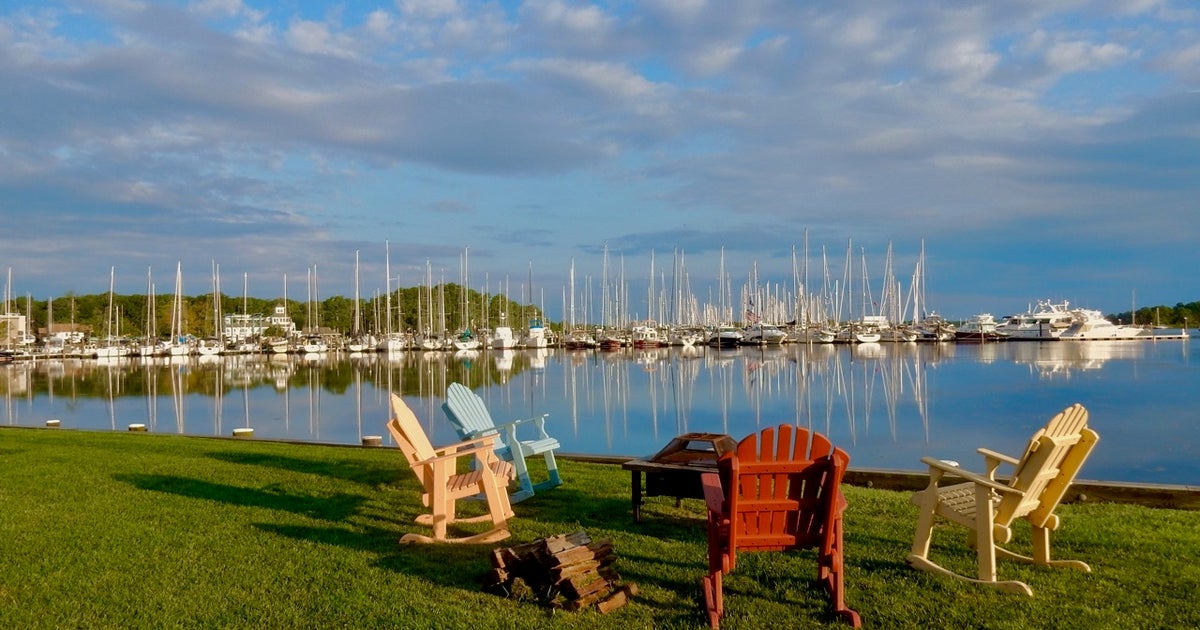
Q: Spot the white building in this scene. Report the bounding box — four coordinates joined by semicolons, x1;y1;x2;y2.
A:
222;304;297;341
1;312;31;345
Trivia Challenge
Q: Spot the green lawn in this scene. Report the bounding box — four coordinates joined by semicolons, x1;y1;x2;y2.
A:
1;427;1197;629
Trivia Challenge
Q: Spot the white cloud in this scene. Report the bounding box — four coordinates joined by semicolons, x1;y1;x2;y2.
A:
1045;40;1134;73
925;37;1000;87
1158;41;1200;82
364;10;394;40
524;0;612;35
523;0;614;42
648;0;707;20
399;0;462;20
285;19;357;58
190;0;246;18
853;128;923;154
515;57;661;102
838;14;883;48
689;43;741;76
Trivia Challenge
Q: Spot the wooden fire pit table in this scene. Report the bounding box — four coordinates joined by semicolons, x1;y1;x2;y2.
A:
621;432;736;522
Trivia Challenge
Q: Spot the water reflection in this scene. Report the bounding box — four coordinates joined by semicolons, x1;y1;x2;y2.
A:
2;339;1195;484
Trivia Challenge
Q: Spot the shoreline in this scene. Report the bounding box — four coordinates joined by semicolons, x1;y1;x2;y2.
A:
565;453;1200;511
7;425;1198;510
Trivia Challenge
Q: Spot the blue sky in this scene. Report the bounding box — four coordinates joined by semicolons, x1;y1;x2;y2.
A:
2;0;1198;322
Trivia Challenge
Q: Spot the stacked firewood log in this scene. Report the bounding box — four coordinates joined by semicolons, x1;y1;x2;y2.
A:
482;530;637;613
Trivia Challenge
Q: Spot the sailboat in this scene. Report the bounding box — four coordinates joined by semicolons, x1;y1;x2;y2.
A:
452;247;481;350
706;248;743;347
347;250;374;352
491;276;517;349
520;262;548;349
138;267;158;357
195;261;225;356
94;267;129;359
163;262;192;357
377;242;407;353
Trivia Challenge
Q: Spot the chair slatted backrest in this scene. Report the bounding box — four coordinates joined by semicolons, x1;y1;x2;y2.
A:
994;403;1097;529
723;425;847;553
443;382;498;437
387;394;439;490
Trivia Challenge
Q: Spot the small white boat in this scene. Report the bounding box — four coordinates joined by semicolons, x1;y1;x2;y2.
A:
955;313;1007;342
667;328;703;347
914;313;956;341
195;338;223;356
742;323;787;345
301;336;328;353
564;329;598;349
630;322;667;348
706;325;743;348
521;318;548;349
452;329;482;351
491;325;518;350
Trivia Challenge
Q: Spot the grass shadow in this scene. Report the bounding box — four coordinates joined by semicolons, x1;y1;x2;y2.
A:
116;472;367;521
205;450;396;486
256;519;526;598
514;486;710;544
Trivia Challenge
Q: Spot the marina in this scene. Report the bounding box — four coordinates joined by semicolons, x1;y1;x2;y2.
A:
2;336;1196;487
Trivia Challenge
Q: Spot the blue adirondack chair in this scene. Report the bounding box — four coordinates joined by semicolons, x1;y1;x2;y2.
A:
442;382;563;503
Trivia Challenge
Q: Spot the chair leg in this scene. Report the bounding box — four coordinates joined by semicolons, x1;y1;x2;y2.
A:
533;450;563;491
701;568;723;628
481;474;512;530
509;452;536;500
973;484;999;584
823;518;861;627
908;491;938;562
995;526;1091;572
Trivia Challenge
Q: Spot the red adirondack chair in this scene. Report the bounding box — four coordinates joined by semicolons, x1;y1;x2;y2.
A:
700;424;860;628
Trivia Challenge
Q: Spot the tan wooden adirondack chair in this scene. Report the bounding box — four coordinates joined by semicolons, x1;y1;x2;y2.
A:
907;402;1099;595
385;393;516;544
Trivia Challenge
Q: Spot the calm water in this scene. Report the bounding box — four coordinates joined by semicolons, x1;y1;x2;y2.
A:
3;336;1196;485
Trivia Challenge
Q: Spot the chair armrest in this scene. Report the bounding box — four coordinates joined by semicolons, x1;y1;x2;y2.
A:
919;457;1024;495
701;471;726;515
976;447;1019;479
494;414;552;440
421;437;498;464
977;447;1019;467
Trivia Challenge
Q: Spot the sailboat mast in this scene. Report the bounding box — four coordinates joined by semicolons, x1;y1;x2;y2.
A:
352;250;362;335
384;241;392;337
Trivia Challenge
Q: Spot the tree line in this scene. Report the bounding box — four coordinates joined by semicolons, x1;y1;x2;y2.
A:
1109;301;1200;328
9;284;539;339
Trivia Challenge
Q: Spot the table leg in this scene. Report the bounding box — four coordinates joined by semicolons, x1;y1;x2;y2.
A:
631;470;643;522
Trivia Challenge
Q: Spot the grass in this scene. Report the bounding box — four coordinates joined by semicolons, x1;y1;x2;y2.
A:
1;427;1198;629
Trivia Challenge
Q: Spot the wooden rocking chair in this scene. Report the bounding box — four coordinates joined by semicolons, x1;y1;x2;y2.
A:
385;393;516;544
700;424;861;628
907;402;1099;595
442;382;562;503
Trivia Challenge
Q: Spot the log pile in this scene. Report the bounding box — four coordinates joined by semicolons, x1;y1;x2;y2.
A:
483;530;637;613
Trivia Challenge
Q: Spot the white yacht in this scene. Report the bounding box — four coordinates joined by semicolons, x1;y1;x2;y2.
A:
742;323;787;345
521;317;548;349
706;325;743;348
630;322;667;348
1059;309;1152;340
996;300;1074;340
